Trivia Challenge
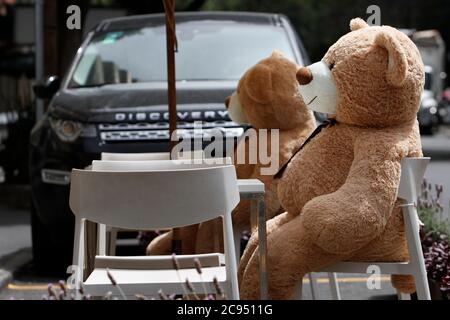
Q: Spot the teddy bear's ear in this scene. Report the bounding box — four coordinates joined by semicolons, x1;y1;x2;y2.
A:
350;18;369;31
243;64;273;104
270;50;284;58
375;29;408;87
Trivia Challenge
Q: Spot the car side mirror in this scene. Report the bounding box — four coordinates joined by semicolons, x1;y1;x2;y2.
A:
33;76;60;99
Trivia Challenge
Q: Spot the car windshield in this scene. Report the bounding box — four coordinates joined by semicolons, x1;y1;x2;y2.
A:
68;20;297;88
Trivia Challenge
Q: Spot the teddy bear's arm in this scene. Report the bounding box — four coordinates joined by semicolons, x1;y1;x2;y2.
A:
301;133;405;255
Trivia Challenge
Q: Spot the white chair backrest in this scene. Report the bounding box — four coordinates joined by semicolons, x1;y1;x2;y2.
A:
101;152;170;161
91;158;232;171
69;165;239;229
398;157;430;203
100;151;206;161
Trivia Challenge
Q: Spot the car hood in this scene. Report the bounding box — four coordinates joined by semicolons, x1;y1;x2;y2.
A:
49;81;237;122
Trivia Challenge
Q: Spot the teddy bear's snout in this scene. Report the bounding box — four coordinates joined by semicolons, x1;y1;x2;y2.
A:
297;67;313;85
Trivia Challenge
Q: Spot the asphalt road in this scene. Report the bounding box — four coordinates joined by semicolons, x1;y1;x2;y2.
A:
0;133;449;300
422;134;450;219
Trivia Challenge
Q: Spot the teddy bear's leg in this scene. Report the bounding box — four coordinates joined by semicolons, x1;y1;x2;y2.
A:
195;218;224;254
231;200;252;230
196;199;283;256
146;225;199;255
238;211;295;284
240;216;342;300
350;206;416;295
391;275;416;295
146;231;172;255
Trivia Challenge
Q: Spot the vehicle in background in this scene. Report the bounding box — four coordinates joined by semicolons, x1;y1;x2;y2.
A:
402;29;446;135
30;12;311;273
418;65;440;135
0;47;35;184
438;88;450;127
413;30;446;98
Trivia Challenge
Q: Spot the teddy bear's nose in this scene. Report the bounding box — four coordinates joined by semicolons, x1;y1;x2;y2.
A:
297;67;313;85
225;96;231;109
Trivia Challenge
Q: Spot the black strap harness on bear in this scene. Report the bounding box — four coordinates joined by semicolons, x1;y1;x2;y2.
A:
274;118;337;180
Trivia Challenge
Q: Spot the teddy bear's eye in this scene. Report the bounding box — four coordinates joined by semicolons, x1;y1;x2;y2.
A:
328;62;335;70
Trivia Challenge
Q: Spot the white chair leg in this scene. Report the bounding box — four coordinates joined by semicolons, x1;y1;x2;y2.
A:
308;273;318;300
108;228;118;256
295;278;304;300
397;290;411;300
97;224;106;256
223;213;239;300
328;273;341;300
402;204;431;300
414;274;431;300
233;228;242;260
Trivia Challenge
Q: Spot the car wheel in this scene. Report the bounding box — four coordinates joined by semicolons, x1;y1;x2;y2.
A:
31;202;70;276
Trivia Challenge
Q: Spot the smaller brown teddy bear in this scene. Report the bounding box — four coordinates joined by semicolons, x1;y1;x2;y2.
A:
195;51;317;254
146;51;316;255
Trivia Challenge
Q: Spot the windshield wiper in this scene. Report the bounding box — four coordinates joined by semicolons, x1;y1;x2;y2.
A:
70;82;116;89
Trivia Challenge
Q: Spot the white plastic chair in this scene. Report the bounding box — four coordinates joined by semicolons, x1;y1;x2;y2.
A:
300;157;431;300
69;162;240;299
92;159;268;299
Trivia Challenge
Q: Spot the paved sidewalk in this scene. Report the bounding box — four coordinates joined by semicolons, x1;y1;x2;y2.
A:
0;249;32;291
0;203;31;262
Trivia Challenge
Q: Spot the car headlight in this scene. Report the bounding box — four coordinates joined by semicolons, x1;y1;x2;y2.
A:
49;118;83;142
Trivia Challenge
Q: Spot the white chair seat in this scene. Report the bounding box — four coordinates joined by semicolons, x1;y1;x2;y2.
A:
84;266;228;296
94;253;225;269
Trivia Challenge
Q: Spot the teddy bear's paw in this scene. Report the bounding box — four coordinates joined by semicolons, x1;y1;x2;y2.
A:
391;275;416;294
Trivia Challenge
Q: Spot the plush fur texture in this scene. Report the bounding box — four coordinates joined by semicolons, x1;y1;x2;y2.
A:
238;18;425;299
146;52;316;255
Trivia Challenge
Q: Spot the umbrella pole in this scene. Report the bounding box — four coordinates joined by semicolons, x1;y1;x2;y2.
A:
163;0;182;255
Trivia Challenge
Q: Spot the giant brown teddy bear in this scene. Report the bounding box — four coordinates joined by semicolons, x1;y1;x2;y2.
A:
238;18;425;299
146;51;316;255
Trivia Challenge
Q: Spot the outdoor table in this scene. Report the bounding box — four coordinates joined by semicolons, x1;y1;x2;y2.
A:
84;177;268;300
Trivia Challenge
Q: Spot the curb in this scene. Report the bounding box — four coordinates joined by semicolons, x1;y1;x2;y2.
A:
0;248;33;290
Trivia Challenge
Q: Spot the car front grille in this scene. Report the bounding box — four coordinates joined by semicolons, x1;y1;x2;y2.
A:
98;121;244;142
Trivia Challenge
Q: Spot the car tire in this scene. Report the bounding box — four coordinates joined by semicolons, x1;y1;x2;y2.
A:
31;202;70;276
